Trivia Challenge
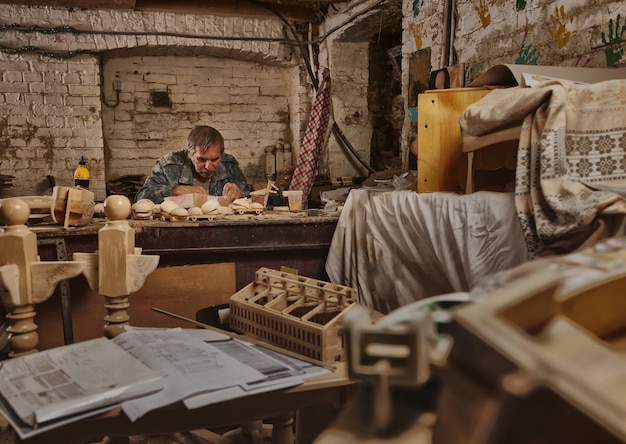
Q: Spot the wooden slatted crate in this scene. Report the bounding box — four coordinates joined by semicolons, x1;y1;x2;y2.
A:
229;267;359;364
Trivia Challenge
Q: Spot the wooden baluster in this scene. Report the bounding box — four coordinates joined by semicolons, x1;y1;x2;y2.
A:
0;198;83;356
73;195;159;338
103;295;131;338
0;198;38;357
270;413;295;444
99;195;134;338
5;304;38;357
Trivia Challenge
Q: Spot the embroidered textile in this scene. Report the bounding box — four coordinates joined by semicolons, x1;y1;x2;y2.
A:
460;79;626;256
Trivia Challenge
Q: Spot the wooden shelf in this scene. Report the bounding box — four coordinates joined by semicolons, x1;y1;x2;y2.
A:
462;123;523;153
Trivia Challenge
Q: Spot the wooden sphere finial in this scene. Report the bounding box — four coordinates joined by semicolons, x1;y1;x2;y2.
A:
103;195;131;221
0;198;30;226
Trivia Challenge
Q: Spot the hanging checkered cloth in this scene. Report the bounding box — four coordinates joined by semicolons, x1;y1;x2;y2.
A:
289;75;332;201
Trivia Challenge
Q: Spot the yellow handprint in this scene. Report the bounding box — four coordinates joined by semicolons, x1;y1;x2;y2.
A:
413;22;424;49
548;5;574;48
475;0;491;28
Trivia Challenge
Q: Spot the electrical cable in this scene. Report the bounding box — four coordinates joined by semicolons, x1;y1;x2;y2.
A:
0;43;98;58
245;0;376;175
315;0;387;44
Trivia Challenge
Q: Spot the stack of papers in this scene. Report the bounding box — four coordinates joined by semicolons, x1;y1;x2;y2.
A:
0;328;329;440
0;337;163;427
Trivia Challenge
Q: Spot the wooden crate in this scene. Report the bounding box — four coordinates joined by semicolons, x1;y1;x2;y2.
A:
229;267;358;364
417;87;492;193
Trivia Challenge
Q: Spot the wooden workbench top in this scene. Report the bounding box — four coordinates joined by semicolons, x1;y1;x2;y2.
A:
30;210;340;237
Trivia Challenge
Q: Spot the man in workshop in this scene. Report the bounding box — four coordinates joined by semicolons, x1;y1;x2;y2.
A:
135;125;250;204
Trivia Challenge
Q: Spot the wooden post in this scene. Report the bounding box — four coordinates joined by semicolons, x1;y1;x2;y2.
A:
99;196;134;338
5;304;38;357
0;198;83;356
74;195;159;338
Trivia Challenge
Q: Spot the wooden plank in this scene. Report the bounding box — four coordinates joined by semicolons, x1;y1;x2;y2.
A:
462;123;522;153
35;263;236;350
405;48;431;172
129;262;236;329
416;87;491;193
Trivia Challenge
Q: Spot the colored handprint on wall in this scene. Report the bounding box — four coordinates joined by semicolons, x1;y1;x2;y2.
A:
547;5;574;49
413;22;424;49
475;0;492;28
431;22;440;42
575;54;591;67
515;44;538;65
601;14;626;67
412;0;425;17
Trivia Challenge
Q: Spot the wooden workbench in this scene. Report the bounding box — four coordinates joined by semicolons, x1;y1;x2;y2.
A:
34;212;339;289
30;212;340;350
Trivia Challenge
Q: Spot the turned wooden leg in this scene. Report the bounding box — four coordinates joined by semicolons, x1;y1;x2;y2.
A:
223;421;265;444
270;412;295;444
102;436;131;444
6;304;39;357
240;421;264;444
103;295;130;338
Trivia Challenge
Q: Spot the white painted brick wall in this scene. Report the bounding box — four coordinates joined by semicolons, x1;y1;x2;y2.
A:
102;55;297;188
404;0;626;85
0;52;104;197
326;42;373;179
0;4;296;200
7;0;615;199
398;0;626;167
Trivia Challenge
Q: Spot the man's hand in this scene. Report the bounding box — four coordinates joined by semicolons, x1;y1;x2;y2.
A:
172;185;208;196
222;182;243;203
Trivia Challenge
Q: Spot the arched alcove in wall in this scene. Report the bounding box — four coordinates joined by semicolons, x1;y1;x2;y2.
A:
96;40;305;190
322;0;403;181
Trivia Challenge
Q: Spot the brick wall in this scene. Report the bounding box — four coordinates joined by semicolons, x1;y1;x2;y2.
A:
401;0;626;162
327;42;372;178
102;55;297;191
0;53;104;197
404;0;626;87
4;1;623;201
0;4;295;201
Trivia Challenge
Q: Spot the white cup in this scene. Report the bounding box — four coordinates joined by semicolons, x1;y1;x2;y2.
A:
282;190;303;212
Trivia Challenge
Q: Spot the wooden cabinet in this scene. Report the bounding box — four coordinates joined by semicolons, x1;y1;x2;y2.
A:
416;87;517;193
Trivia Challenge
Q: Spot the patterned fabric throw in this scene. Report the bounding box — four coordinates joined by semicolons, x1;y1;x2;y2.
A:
289;75;332;201
460;79;626;257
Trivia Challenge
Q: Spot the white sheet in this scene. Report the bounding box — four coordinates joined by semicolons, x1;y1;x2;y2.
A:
325;190;530;313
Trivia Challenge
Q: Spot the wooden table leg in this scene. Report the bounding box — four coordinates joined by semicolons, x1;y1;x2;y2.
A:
269;413;295;444
102;436;130;443
222;421;265;444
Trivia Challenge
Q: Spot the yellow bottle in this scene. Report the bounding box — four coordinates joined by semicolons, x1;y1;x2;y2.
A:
74;156;90;189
